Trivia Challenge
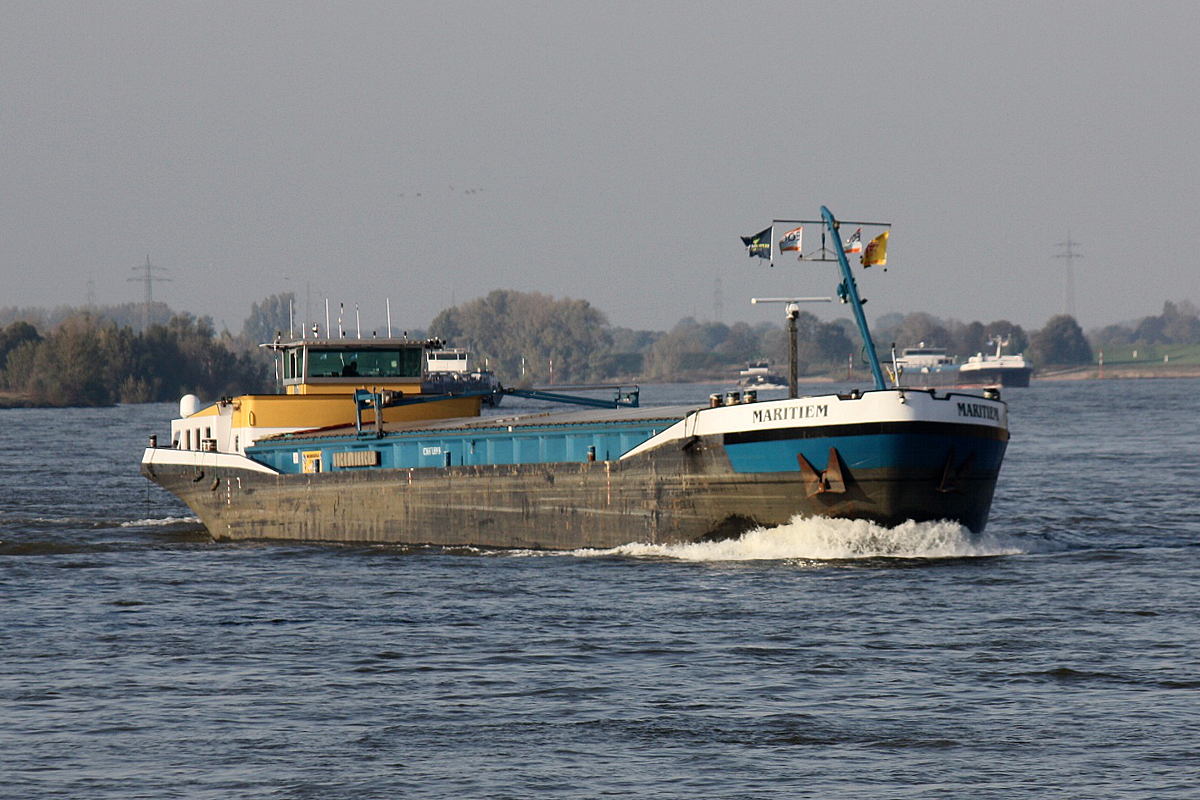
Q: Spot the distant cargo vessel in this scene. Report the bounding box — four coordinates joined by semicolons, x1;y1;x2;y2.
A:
895;337;1032;388
141;207;1010;548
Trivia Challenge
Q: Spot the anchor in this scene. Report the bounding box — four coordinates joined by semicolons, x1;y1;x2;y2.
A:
936;447;976;493
797;446;847;497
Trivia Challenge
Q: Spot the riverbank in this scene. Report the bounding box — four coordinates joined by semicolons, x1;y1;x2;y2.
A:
0;391;40;408
1035;364;1200;381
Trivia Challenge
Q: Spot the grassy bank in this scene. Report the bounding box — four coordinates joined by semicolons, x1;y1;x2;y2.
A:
1095;343;1200;367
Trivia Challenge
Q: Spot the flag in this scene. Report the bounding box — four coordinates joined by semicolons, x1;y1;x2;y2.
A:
740;226;773;260
862;230;888;267
844;228;862;254
778;225;803;253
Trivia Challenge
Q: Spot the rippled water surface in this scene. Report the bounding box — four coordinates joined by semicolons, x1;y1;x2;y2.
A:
2;380;1199;798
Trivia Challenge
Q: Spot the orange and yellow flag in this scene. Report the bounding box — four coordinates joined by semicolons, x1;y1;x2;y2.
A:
862;230;888;267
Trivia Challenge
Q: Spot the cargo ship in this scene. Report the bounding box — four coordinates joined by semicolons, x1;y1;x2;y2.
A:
958;337;1033;387
895;337;1033;388
141;207;1010;548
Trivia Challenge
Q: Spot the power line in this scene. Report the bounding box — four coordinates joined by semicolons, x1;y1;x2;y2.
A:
1053;234;1082;319
128;255;171;331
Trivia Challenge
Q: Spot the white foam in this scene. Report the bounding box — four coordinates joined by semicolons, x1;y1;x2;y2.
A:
120;516;201;528
567;516;1035;562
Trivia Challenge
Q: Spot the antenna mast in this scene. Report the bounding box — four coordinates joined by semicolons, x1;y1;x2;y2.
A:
758;209;892;390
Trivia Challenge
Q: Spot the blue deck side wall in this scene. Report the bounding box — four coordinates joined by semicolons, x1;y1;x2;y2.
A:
248;419;679;474
247;420;1007;477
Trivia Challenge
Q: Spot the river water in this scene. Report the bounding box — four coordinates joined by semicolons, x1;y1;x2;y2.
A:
2;379;1198;799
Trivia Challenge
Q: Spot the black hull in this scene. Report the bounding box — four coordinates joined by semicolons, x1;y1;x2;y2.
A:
959;367;1032;388
905;367;1032;389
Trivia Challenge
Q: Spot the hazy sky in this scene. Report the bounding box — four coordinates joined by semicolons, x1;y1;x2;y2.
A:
3;1;1198;335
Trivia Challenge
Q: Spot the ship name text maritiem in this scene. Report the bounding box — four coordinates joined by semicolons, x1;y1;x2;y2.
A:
751;404;830;423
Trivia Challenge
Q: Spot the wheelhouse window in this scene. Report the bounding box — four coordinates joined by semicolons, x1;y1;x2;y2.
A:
305;347;422;379
284;350;301;380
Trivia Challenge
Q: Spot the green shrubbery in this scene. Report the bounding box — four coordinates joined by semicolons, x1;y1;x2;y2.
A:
0;314;267;407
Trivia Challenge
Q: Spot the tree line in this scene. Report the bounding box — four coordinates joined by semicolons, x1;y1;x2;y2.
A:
869;311;1093;367
0;314;266;407
1089;301;1200;348
428;290;1112;384
3;291;1197;406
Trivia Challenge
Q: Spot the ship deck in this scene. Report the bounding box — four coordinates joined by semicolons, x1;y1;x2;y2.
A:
262;402;706;444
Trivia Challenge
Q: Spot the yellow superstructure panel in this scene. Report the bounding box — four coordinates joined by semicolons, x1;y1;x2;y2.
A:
232;393;481;430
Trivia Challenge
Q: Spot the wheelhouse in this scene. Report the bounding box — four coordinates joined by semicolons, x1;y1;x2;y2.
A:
272;338;437;395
